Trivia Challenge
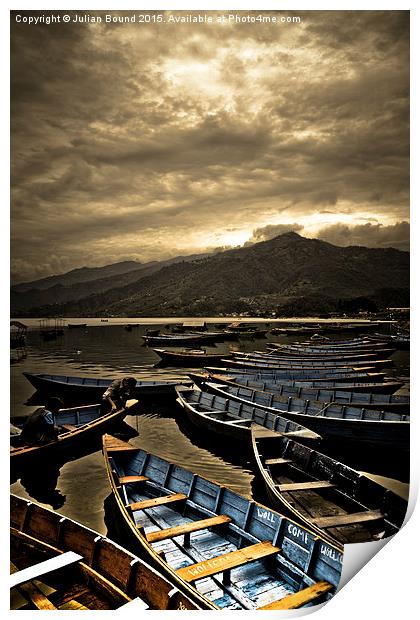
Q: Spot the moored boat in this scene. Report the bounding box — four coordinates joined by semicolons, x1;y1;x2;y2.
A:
202;382;409;452
23;372;192;399
251;426;407;546
204;372;402;394
10;400;138;470
10;494;198;610
213;364;386;383
142;333;218;347
199;374;409;412
175;385;320;443
229;351;393;369
102;434;343;610
153;348;230;367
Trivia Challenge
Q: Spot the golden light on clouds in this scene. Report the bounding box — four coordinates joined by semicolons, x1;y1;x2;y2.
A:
11;10;409;282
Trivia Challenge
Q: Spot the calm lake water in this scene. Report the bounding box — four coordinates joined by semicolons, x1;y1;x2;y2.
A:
10;320;410;536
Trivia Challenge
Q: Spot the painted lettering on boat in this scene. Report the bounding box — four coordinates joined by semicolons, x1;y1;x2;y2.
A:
287;523;309;545
187;556;225;577
257;508;277;523
320;544;343;564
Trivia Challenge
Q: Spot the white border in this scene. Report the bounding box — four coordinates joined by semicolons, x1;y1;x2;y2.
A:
3;2;417;618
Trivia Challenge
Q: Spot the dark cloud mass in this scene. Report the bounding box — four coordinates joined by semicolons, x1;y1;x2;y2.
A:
11;10;409;282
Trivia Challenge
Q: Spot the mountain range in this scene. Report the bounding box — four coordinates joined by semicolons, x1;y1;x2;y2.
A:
11;233;409;317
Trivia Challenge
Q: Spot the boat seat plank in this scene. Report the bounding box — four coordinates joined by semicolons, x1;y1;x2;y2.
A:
312;510;384;529
276;481;335;492
10;562;57;610
128;493;187;512
176;541;280;583
118;475;148;485
265;458;292;466
258;581;333;610
59;600;89;610
10;551;83;589
60;424;78;431
146;514;232;543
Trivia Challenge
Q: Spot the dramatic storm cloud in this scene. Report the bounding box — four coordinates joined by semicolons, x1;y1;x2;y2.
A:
11;9;409;282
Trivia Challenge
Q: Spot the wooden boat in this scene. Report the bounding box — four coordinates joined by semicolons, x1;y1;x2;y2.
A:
10;494;198;610
230;352;393;369
263;349;392;362
217;362;386;383
102;435;343;610
251;426;407;546
142;333;218;346
203;382;409;451
201;374;409;412
10;400;138;470
367;333;410;350
205;372;403;394
175;385;320;443
266;344;396;358
153;348;230;367
23;372;192;398
67;323;87;329
269;342;395;355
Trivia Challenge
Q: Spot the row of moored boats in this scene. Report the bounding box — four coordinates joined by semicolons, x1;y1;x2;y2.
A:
10;335;409;610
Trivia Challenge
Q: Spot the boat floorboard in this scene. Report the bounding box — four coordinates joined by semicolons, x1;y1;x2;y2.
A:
128;490;294;609
274;473;379;544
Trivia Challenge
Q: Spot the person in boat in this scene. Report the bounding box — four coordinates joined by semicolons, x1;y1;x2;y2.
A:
102;377;137;412
20;397;63;445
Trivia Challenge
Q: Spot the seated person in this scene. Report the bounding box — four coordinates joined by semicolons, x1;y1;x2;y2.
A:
20;397;63;445
102;377;137;411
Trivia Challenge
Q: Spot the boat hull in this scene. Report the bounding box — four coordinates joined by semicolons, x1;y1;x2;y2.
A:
10;494;198;610
23;372;192;398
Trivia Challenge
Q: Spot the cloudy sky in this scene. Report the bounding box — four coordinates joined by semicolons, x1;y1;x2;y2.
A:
11;9;409;283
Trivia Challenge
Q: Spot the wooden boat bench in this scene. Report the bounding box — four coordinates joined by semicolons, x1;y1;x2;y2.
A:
276;481;336;492
258;580;333;610
176;541;280;585
146;514;232;545
265;457;292;466
118;475;148;485
10;551;83;589
11;562;57;610
225;419;252;426
128;493;187;512
59;424;77;432
311;510;384;529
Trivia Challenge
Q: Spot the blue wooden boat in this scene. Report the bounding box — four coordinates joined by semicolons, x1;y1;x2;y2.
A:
211;365;387;383
10;400;138;470
263;348;392;362
269;342;395;355
142;333;218;346
252;426;407;546
23;372;192;398
175;385;320;444
11;494;198;610
153;348;230;367
204;371;402;394
202;382;410;452
230;351;393;369
200;374;409;413
102;434;343;610
265;344;395;359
